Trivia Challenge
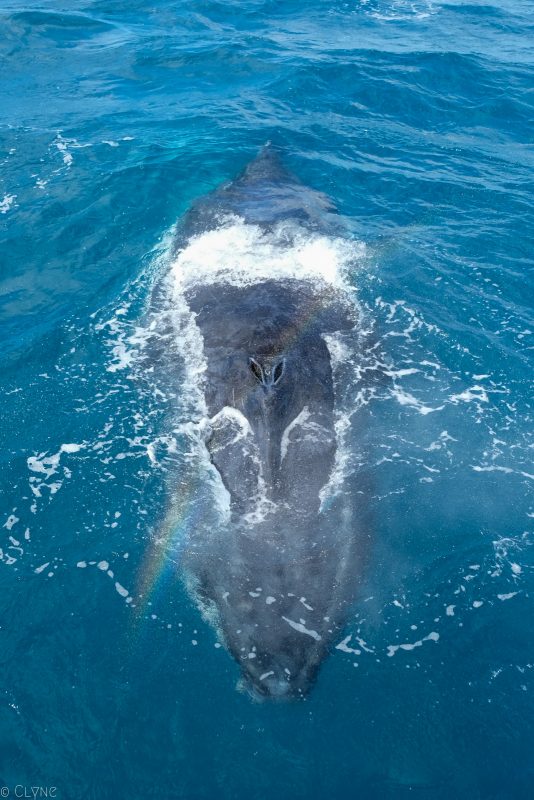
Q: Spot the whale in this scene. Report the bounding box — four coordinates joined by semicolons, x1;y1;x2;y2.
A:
153;146;371;699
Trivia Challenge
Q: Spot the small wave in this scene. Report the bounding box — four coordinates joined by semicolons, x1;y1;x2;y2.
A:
362;0;439;21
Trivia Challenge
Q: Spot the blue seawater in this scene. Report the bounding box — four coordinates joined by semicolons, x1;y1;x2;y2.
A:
1;0;533;797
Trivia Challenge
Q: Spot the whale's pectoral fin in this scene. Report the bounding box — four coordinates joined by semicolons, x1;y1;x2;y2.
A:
206;407;263;516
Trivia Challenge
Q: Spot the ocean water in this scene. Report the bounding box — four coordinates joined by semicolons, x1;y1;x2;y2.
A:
1;0;533;797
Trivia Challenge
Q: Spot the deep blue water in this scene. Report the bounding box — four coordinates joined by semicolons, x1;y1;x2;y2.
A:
1;1;533;798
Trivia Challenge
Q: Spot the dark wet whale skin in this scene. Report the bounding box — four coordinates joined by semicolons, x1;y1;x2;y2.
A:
172;148;365;700
176;143;339;239
185;279;351;515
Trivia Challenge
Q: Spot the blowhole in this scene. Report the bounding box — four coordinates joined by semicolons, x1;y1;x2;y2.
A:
249;357;285;387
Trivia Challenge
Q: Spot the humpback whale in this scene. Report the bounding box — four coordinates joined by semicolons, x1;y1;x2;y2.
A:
154;147;370;699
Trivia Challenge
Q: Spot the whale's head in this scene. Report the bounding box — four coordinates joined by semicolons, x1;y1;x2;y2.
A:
227;609;327;702
197;522;352;702
236;636;323;701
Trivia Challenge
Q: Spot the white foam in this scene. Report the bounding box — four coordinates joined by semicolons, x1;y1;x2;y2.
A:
25;443;84;513
355;636;374;653
3;515;19;531
472;465;534;481
391;386;443;415
497;592;519;601
115;582;129;598
27;443;84;479
61;443;83;454
78;558;131;601
54;136;73;166
0;194;16;214
450;385;489;405
335;635;361;655
101;321;152;374
169;218;364;291
282;616;322;641
369;0;436;21
387;631;439;657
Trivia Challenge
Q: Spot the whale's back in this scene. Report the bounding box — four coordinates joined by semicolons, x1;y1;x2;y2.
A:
177;145;339;241
185;279;354;511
